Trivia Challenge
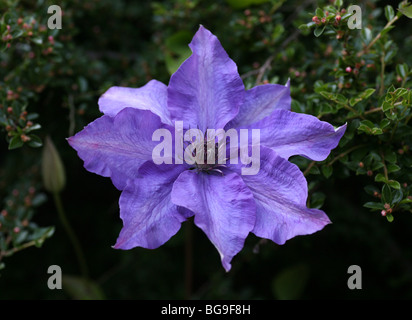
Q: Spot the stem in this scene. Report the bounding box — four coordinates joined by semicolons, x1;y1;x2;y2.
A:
53;192;89;278
184;220;193;300
2;234;48;257
343;103;366;120
303;161;316;177
357;15;400;57
405;114;412;126
379;54;386;96
329;144;367;166
364;107;382;115
0;236;12;263
380;151;389;180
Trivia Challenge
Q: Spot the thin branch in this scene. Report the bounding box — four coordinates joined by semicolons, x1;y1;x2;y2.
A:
241;0;316;83
303;161;316;176
328;144;367;166
68;94;76;137
357;15;400;57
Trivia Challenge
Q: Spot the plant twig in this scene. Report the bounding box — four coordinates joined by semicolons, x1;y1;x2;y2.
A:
53;192;89;278
303;161;316;176
329;144;367;166
357;15;400;57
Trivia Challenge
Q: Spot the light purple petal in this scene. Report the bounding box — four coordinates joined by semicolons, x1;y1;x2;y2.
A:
114;162;190;250
245;109;346;161
171;170;256;272
227;80;291;129
167;25;245;131
68;108;164;190
229;146;331;245
98;79;171;125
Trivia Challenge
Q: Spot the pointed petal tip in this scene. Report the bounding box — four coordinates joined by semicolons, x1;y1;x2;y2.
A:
66;134;77;148
112;238;129;250
335;122;348;133
285;78;291;87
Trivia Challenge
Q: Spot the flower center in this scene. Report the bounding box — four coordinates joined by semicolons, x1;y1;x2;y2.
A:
188;140;227;176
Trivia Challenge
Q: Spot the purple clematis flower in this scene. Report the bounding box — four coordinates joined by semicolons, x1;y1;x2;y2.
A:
68;26;346;272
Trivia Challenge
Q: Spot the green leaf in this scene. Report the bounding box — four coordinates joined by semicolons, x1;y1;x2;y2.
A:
398;4;412;19
31;37;43;45
400;197;412;204
396;64;408;78
380;25;396;37
30;226;55;248
24;123;41;133
361;88;376;100
359;120;374;128
379;119;391;129
386;213;394;222
375;173;387;183
387;180;401;189
310;192;325;209
314;25;326;37
384;151;397;163
371;127;383;135
164;31;192;75
316;8;324;18
349;98;359;107
364;202;384;210
8;135;24;150
384;49;397;63
385;5;395;21
272;264;310;300
392;189;403;204
11;29;24;39
358;119;384;135
298;23;314;32
361;27;372;43
319;91;348;105
382;101;394;112
321;165;333;179
336;94;348;104
27;134;43;148
12;230;29;246
382;184;392;204
387;163;400;173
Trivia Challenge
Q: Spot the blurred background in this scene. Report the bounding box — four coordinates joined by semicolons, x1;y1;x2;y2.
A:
1;0;412;299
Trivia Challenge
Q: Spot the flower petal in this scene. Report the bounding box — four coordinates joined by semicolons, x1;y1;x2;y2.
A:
229;146;331;245
114;162;189;250
171;170;256;272
68;108;164;190
245;109;346;161
167;25;245;131
227;80;291;129
98;79;171;125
